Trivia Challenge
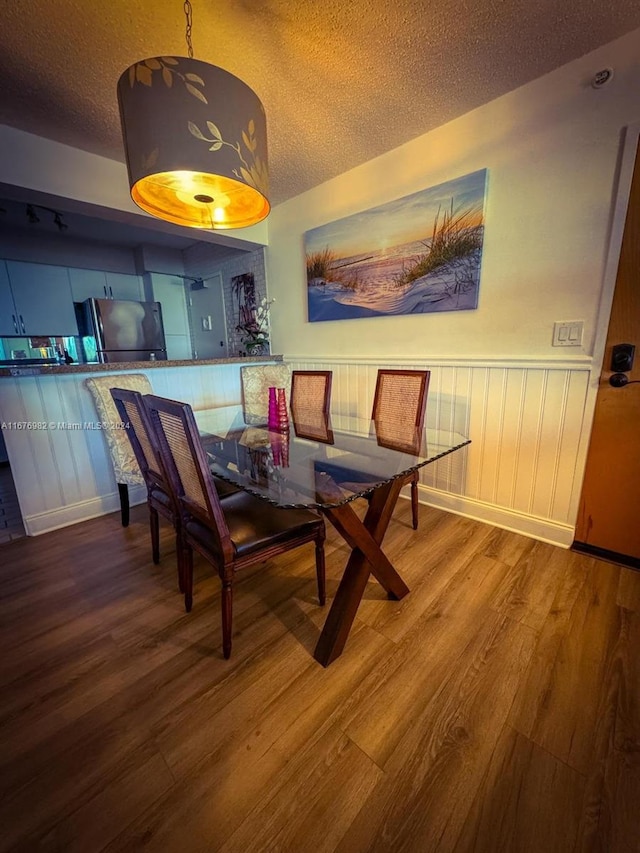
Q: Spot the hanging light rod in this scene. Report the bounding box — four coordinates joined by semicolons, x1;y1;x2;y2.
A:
117;0;269;231
26;204;68;231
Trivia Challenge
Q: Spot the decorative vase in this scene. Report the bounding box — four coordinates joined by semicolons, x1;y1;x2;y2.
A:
268;386;278;429
276;387;289;431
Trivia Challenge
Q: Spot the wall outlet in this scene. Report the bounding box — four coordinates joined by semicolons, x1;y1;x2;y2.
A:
552;320;583;347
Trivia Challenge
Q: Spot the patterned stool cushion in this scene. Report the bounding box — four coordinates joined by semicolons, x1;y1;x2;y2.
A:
241;364;291;424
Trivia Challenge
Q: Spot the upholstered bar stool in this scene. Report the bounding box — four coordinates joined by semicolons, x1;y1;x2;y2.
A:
240;363;291;424
85;373;152;526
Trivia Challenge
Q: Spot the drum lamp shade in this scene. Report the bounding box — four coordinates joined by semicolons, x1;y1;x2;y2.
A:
117;56;270;230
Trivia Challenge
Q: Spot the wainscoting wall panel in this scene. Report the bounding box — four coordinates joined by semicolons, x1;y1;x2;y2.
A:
0;362;251;535
0;357;594;545
287;356;594;547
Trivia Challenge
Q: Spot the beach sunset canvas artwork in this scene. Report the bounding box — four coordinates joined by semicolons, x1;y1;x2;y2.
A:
305;169;488;322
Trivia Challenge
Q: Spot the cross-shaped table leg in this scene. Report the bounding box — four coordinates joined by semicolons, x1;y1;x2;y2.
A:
313;476;410;666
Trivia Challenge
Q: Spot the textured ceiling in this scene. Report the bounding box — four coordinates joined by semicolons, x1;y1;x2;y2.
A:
1;0;640;210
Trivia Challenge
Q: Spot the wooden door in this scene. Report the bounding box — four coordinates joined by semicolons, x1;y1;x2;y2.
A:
574;141;640;565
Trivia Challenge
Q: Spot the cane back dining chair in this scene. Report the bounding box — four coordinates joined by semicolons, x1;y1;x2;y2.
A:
85;373;153;526
111;387;242;588
371;369;430;530
144;393;326;659
290;370;334;444
290;370;333;415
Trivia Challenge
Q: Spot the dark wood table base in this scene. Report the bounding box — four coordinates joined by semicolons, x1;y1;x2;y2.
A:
313;477;410;666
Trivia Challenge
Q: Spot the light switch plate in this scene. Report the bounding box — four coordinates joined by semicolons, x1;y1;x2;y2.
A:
553;320;583;347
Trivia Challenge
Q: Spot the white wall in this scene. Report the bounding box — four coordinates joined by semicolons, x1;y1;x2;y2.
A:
266;28;640;545
268;28;640;361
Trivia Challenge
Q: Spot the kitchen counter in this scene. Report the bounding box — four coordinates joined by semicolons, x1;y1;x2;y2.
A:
0;354;282;378
0;355;284;535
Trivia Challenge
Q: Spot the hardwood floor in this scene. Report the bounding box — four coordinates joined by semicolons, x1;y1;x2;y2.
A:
0;501;638;852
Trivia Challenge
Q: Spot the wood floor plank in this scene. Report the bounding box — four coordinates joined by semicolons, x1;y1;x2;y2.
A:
510;556;621;775
575;606;640;852
453;726;585;853
335;612;538;852
102;623;390;852
339;553;513;768
617;566;640;611
2;502;639;851
491;540;586;632
359;514;497;644
218;724;383;853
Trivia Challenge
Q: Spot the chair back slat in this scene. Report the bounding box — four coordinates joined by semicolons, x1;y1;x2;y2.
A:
157;409;209;513
122;398;164;483
290;371;332;414
110;387;166;492
144;394;233;558
371;369;430;429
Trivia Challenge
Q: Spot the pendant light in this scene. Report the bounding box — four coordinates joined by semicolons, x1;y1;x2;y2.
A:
117;0;269;230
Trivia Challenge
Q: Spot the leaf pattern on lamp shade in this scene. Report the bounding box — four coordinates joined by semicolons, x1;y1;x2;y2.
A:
126;57;268;197
188;119;269;196
127;56;208;104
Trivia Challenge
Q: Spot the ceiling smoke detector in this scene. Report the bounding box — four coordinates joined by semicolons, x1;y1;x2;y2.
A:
591;68;614;89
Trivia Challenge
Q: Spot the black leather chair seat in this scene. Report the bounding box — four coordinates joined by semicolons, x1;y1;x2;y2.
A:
184;491;322;560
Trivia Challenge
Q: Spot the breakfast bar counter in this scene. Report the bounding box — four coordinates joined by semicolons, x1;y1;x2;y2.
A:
0;353;280;378
0;355;283;535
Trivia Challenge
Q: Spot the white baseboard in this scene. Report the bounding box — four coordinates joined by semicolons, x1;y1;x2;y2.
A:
24;485;147;536
414;485;575;548
23;481;573;549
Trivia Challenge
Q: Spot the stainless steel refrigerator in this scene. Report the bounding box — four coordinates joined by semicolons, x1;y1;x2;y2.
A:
84;298;167;363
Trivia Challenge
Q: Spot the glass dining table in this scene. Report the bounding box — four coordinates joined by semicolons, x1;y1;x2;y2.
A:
195;404;471;667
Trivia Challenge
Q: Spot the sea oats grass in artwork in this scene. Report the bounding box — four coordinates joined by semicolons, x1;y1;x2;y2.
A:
305;169;488;322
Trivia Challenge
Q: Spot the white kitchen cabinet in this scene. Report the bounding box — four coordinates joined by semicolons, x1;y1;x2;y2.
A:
3;261;77;336
69;268;143;302
105;272;143;301
68;268;111;302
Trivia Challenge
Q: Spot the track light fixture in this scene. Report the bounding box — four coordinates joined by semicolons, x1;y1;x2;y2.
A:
26;204;40;224
25;203;68;232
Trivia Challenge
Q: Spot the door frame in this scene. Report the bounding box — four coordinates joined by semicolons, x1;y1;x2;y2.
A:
568;121;640;526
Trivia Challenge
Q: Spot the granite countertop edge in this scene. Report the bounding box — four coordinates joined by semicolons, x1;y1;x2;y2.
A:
0;354;283;378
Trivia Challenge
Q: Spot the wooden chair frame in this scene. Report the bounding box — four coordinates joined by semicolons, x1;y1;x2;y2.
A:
371;369;431;530
144;393;326;659
110;387;183;584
